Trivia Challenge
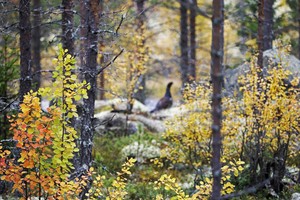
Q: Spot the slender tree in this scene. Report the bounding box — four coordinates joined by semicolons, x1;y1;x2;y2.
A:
179;0;189;87
80;0;99;171
62;0;74;55
133;0;146;103
98;0;105;100
257;0;264;69
19;0;32;101
189;0;197;81
298;0;300;58
32;0;41;92
210;0;224;199
79;0;87;81
263;0;274;50
296;0;300;58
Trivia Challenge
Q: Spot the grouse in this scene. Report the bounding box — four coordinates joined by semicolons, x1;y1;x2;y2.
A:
150;82;173;113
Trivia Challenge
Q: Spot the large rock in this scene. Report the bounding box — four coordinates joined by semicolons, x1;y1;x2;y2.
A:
94;111;167;134
263;49;300;76
291;193;300;200
225;49;300;96
93;111;138;136
94;98;150;113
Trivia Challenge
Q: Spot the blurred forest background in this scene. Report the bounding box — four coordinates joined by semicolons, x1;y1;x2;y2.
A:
0;0;300;199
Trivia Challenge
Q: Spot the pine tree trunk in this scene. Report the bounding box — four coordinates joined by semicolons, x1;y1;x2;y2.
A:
180;0;189;87
79;0;87;81
98;0;105;100
98;42;105;100
62;0;74;55
189;0;197;82
257;0;264;69
80;0;98;170
19;0;32;101
263;0;274;50
133;0;146;103
32;0;41;92
298;0;300;59
210;0;224;199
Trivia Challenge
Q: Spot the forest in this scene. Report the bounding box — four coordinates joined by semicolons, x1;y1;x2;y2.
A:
0;0;300;199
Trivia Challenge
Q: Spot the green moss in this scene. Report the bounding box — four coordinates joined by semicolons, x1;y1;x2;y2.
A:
93;129;161;173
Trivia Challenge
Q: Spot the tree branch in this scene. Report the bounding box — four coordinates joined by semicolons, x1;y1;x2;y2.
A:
115;14;125;35
96;48;124;75
0;96;19;112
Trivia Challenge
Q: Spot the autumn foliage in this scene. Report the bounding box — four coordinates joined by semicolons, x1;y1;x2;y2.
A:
0;45;89;199
0;44;299;199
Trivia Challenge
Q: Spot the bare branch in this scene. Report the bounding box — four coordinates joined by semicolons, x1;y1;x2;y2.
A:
96;48;124;75
115;14;125;35
0;96;19;113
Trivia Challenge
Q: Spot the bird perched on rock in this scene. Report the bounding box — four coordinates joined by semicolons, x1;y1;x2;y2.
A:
150;82;173;113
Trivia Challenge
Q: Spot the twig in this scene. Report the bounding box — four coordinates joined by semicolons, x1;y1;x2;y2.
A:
115;14;125;35
96;48;124;75
0;95;19;112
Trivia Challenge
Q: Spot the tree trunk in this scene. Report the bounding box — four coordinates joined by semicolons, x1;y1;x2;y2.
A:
0;38;9;139
80;0;99;171
98;41;105;100
79;0;87;81
62;0;74;55
133;0;146;103
189;0;197;81
62;0;78;170
210;0;224;199
297;166;300;183
180;0;189;87
263;0;274;50
32;0;41;92
272;145;287;193
19;0;32;101
98;0;105;100
298;0;300;59
257;0;264;69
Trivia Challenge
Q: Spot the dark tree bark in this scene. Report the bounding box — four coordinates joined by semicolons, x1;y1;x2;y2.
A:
98;0;105;100
79;0;87;81
80;0;99;170
257;0;264;69
298;0;300;59
61;0;77;170
263;0;274;50
19;0;32;101
62;0;74;55
32;0;41;92
210;0;224;199
180;0;189;87
189;0;197;81
133;0;146;103
98;41;105;100
297;167;300;183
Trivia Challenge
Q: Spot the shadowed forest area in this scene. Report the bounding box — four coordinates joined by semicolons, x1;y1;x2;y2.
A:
0;0;300;199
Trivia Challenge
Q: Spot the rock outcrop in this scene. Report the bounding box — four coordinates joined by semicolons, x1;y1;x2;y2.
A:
225;49;300;96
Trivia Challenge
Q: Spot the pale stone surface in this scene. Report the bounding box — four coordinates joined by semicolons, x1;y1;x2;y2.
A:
224;49;300;96
291;193;300;200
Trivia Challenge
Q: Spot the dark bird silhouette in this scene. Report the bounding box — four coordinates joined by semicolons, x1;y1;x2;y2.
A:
150;82;173;113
